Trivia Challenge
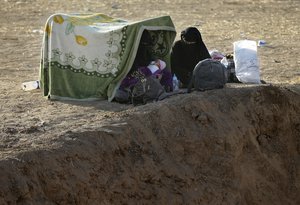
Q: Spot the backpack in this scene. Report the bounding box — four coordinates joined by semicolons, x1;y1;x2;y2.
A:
131;76;169;106
187;59;227;93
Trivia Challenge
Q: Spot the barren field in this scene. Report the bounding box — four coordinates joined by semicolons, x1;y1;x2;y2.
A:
0;0;299;204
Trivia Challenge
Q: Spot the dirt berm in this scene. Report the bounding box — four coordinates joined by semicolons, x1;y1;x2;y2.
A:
0;84;299;205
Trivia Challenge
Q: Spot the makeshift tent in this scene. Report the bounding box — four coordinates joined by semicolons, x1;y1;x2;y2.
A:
40;13;176;101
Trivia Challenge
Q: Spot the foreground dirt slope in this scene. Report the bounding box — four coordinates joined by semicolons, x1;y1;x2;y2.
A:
1;0;300;204
0;85;300;204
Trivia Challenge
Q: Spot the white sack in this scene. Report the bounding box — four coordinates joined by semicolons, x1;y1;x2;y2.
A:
233;40;261;84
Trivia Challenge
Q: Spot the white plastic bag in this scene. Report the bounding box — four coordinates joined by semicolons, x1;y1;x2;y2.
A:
233;40;260;84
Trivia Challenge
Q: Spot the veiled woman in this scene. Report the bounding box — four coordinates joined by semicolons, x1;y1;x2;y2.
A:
171;27;211;87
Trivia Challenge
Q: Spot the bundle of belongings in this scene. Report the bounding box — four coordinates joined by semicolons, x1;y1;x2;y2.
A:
170;27;262;93
40;13;176;102
185;41;263;93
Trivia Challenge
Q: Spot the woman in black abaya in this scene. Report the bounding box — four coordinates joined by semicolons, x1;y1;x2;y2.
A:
171;27;211;87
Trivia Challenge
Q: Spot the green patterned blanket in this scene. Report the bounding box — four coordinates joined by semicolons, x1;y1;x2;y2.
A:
40;13;176;101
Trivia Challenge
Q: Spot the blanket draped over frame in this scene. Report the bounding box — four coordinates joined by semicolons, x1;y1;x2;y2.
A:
40;13;176;101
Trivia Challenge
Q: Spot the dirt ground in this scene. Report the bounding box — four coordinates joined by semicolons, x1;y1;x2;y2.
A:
0;0;300;204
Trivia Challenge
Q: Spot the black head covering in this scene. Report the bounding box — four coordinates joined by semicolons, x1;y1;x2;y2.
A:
140;29;153;46
130;30;154;74
181;27;203;43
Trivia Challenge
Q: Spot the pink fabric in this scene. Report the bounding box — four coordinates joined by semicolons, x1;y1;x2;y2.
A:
157;59;166;70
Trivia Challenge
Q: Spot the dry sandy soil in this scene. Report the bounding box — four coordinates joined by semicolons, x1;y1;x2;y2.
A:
0;0;300;204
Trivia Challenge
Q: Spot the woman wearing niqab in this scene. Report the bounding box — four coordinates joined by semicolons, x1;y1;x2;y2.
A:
171;27;211;87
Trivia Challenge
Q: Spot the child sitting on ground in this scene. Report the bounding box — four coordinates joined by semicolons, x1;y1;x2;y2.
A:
114;59;173;103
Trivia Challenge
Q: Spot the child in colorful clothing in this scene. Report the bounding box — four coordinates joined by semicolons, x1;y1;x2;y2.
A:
114;59;173;103
120;59;173;91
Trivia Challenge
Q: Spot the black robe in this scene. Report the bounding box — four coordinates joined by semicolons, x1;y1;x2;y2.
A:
130;30;154;75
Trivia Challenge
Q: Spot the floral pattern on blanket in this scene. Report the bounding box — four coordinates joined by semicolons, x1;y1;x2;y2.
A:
44;14;127;76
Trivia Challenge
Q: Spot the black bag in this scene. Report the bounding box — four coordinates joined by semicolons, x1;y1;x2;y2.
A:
131;76;169;106
114;88;131;104
187;59;227;92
